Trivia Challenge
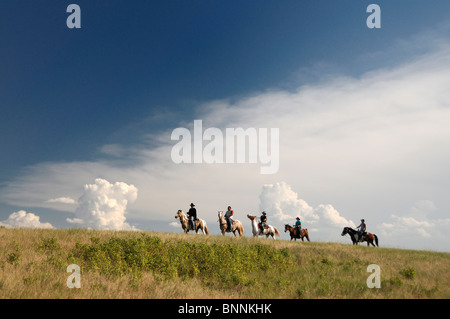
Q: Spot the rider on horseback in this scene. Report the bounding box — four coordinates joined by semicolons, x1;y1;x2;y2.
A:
295;217;302;236
187;203;197;231
225;206;234;232
259;211;267;232
356;219;366;242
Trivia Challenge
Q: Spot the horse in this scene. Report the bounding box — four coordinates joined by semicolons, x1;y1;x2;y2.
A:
247;214;280;239
341;227;378;247
218;211;244;237
175;210;209;235
284;224;310;241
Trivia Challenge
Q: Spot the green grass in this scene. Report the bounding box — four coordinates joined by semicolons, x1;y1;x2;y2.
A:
0;227;449;298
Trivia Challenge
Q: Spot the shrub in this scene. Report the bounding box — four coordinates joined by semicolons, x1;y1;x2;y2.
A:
69;235;293;288
6;241;21;265
7;252;21;265
36;237;61;253
399;267;416;280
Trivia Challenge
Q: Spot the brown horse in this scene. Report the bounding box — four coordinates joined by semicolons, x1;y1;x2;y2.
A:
218;211;244;237
175;210;209;235
284;224;310;241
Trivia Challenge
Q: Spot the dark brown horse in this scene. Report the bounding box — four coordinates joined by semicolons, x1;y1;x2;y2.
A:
284;224;310;241
341;227;378;247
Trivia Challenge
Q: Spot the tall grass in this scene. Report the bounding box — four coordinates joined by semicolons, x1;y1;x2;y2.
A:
0;227;449;298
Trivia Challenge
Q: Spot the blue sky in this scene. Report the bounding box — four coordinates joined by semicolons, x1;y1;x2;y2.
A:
1;1;450;251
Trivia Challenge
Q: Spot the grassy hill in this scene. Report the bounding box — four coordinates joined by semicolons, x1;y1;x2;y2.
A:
0;227;449;299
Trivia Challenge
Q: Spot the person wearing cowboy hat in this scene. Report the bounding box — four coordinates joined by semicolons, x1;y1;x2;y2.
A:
295;217;302;237
259;211;267;232
187;203;197;231
356;219;366;242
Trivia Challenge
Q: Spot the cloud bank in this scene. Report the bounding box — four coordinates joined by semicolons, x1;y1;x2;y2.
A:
46;197;76;205
378;200;450;250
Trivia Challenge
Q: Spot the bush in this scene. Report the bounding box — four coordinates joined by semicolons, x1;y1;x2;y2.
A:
6;241;21;265
36;237;61;253
7;252;21;265
399;267;416;280
69;235;293;287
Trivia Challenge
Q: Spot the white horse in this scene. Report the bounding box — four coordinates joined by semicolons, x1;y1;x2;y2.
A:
247;214;280;239
175;209;209;235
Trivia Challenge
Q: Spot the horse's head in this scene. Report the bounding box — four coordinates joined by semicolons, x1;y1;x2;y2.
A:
175;209;183;219
247;214;256;220
341;227;350;236
284;224;291;232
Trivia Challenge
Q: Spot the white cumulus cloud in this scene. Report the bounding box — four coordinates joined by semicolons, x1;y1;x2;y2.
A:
259;182;318;223
66;178;138;230
259;182;355;241
0;210;54;229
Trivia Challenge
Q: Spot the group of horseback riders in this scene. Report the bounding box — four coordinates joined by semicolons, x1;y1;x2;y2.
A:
186;202;304;235
186;202;370;242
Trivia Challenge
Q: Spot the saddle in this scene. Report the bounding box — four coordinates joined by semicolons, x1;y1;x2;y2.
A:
359;231;367;242
226;219;235;232
189;218;199;230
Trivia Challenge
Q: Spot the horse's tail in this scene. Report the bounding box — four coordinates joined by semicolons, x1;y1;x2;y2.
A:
274;227;280;237
204;222;210;235
374;234;379;247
